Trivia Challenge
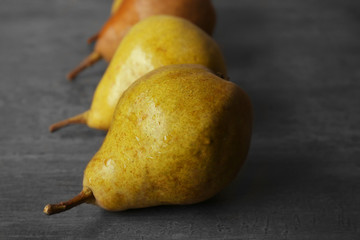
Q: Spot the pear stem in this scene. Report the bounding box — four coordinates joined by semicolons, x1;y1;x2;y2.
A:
67;51;102;81
87;33;99;44
49;111;88;132
43;188;94;215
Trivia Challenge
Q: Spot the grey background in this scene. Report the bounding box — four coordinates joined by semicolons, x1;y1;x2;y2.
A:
1;0;359;239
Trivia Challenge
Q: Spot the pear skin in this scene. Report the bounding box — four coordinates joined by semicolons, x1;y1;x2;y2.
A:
44;64;252;214
51;15;227;132
68;0;216;80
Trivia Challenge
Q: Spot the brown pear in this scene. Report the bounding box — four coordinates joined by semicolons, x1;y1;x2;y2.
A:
68;0;216;80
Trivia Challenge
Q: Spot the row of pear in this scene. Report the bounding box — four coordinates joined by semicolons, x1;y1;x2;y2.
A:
44;0;252;215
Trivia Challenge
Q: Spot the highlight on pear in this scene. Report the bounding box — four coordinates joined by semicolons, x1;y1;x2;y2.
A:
110;0;123;15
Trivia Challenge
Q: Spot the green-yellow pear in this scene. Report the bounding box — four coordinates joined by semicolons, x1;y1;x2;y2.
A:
44;64;252;215
49;15;227;132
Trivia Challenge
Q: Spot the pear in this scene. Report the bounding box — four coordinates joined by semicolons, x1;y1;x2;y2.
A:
44;64;252;215
50;15;227;132
68;0;216;80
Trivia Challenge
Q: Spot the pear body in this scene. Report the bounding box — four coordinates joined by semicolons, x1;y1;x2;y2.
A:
83;64;252;211
87;15;227;130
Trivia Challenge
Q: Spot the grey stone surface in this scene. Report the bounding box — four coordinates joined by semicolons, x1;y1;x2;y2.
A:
0;0;359;239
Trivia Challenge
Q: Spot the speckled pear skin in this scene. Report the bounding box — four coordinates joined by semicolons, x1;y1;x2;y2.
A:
83;64;252;211
86;15;227;130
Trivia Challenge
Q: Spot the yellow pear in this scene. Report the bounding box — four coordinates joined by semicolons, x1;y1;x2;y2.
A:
44;64;252;215
50;15;227;132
